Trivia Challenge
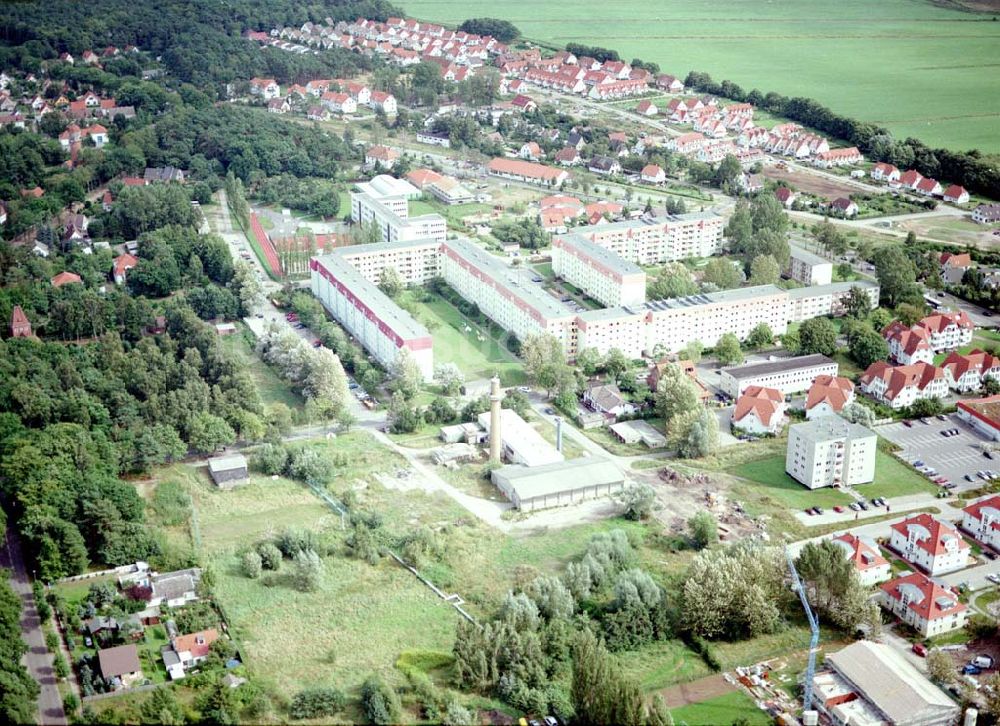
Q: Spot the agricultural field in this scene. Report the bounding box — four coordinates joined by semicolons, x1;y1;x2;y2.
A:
403;0;1000;153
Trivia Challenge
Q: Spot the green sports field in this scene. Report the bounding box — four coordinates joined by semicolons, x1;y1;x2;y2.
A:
402;0;1000;153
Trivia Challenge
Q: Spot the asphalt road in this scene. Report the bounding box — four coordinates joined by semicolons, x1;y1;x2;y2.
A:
0;524;67;726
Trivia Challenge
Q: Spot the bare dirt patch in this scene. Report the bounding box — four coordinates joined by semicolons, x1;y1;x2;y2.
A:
762;166;859;201
660;673;736;707
900;216;1000;249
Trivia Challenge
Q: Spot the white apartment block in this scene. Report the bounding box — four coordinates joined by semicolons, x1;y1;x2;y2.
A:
720;353;838;398
311;252;434;380
350;175;446;244
786;281;879;323
961;495;1000;551
441;237;576;349
575;307;648;359
785;419;877;489
551;234;647;307
576;212;724;265
787;245;833;286
888;513;970;576
337;238;442;285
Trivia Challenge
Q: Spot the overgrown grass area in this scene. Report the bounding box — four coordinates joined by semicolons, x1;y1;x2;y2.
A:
668;691;770;726
219;330;304;409
618;640;713;691
399;290;527;385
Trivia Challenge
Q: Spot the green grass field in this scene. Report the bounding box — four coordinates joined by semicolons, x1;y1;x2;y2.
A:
403;0;1000;153
730;446;936;509
402;291;528;385
669;691;770;726
618;640;713;691
219;330;304;410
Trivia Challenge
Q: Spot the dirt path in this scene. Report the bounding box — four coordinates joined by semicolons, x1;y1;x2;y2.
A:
660;673;735;707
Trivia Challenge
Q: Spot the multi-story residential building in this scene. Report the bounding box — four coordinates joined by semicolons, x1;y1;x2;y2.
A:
858;361;947;409
831;534;891;586
551;234;647;307
972;203;1000;224
785;419;877;489
574;212;724;264
939;252;972;285
804;375;854;419
731;386;785;435
336;238;441;285
940;348;1000;392
350;175;446;244
879;572;967;637
888;513;970;576
961;495;1000;551
884;311;974;363
786;282;880;323
786;245;832;286
720;354;838;398
310;251;433;379
882;322;933;365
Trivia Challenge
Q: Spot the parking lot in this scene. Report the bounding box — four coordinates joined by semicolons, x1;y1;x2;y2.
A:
879;413;995;493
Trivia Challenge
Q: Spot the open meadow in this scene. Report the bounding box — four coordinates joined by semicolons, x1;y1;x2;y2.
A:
403;0;1000;153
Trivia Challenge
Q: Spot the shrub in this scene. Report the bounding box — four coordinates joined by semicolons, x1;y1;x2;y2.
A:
288;686;346;720
361;674;401;725
241;550;263;579
252;443;290;475
257;542;283;570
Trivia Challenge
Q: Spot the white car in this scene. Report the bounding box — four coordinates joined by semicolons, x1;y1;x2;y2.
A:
987;573;1000;585
517;386;531;393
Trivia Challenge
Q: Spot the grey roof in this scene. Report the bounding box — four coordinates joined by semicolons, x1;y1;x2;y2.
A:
722;354;835;381
789;245;830;267
559;234;644;277
207;454;247;473
825;641;957;724
643;284;785;312
787;280;879;299
151;568;201;601
789;418;875;444
492;457;623;500
312;253;431;341
588;156;617;171
444;238;573;321
161;646;181;667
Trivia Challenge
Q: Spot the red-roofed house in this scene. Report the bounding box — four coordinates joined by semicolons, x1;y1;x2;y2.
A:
895;169;924;191
916;177;943;197
486;158;568;187
871;162;900;183
731;386;785;435
112;253;139;285
805;375;855;419
249;78;280;100
882;320;933;365
916;310;975;351
365;145;398;169
832;534;891;587
879;572;967;637
962;495;1000;550
774;187;796;208
888;513;970;575
830;198;859;217
51;271;82;288
518;142;543;161
10;305;31;338
405;168;443;190
369;91;397;115
943;185;970;205
554;147;580;166
940;349;1000;392
162;628;220;680
939;252;973;285
858;361;946;409
635;99;658;117
640;164;665;184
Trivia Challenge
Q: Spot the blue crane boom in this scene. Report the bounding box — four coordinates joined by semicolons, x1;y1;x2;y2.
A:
786;547;819;713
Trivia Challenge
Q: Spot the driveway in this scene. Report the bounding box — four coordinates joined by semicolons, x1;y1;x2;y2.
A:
0;523;67;726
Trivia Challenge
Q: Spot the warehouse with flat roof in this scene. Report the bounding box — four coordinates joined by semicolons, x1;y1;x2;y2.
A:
491;457;625;511
720;354;838;397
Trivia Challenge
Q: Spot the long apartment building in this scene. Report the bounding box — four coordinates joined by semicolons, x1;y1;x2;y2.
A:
311;250;434;380
551;234;647;307
573;212;724;264
336;238;442;285
350;174;446;244
787;281;879;322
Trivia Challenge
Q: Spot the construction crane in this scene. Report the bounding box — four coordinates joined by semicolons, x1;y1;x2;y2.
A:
786;547;820;717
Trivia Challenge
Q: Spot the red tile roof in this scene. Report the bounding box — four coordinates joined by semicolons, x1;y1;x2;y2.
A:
833;534;889;573
173;628;219;660
963;495;1000;531
941;348;1000;382
880;572;965;622
805;375;854;413
918;310;974;335
113;253;139;279
487;157;564;182
890;513;969;558
939;252;972;268
733;386;783;427
51;271;82;287
641;164;663;178
404;168;442;189
860;361;943;402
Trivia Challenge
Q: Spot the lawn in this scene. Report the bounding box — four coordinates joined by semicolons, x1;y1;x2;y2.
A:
219;330;304;410
403;0;1000;153
730;447;937;509
618;639;713;691
401;290;527;385
669;691;770;726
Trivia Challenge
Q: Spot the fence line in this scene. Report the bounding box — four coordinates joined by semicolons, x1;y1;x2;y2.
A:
82;683;159;703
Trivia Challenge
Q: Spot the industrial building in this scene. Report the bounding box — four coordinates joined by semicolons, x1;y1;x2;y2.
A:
551;234;647;307
812;640;959;726
310;253;434;379
957;394;1000;441
350;175;446;244
491;457;625;511
476;408;563;468
786;245;832;286
785;419;877;489
720;354;838;398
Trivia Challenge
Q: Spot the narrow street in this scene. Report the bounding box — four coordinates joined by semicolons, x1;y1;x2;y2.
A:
0;523;67;726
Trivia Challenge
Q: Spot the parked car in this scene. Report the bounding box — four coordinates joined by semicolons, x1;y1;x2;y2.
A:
973;655;995;669
913;460;925;468
984;551;997;561
834;506;845;513
902;420;913;428
966;474;977;482
858;501;869;511
937;414;948;421
849;502;861;511
964;664;983;676
912;643;928;657
988;573;1000;584
985;451;994;460
804;508;815;516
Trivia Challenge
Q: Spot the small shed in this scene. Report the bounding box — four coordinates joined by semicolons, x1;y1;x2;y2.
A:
207;454;248;489
609;420;667;448
214;322;237;336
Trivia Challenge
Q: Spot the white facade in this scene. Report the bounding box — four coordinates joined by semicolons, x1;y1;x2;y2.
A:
962;496;1000;551
785;419;877;489
720;354;838;398
786;282;880;323
350;175;446;244
577;212;724;264
879;574;968;638
888;515;969;576
787;246;833;286
551;234;647;307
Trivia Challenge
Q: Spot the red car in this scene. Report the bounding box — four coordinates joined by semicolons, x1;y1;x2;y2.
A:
912;643;928;657
833;506;845;513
